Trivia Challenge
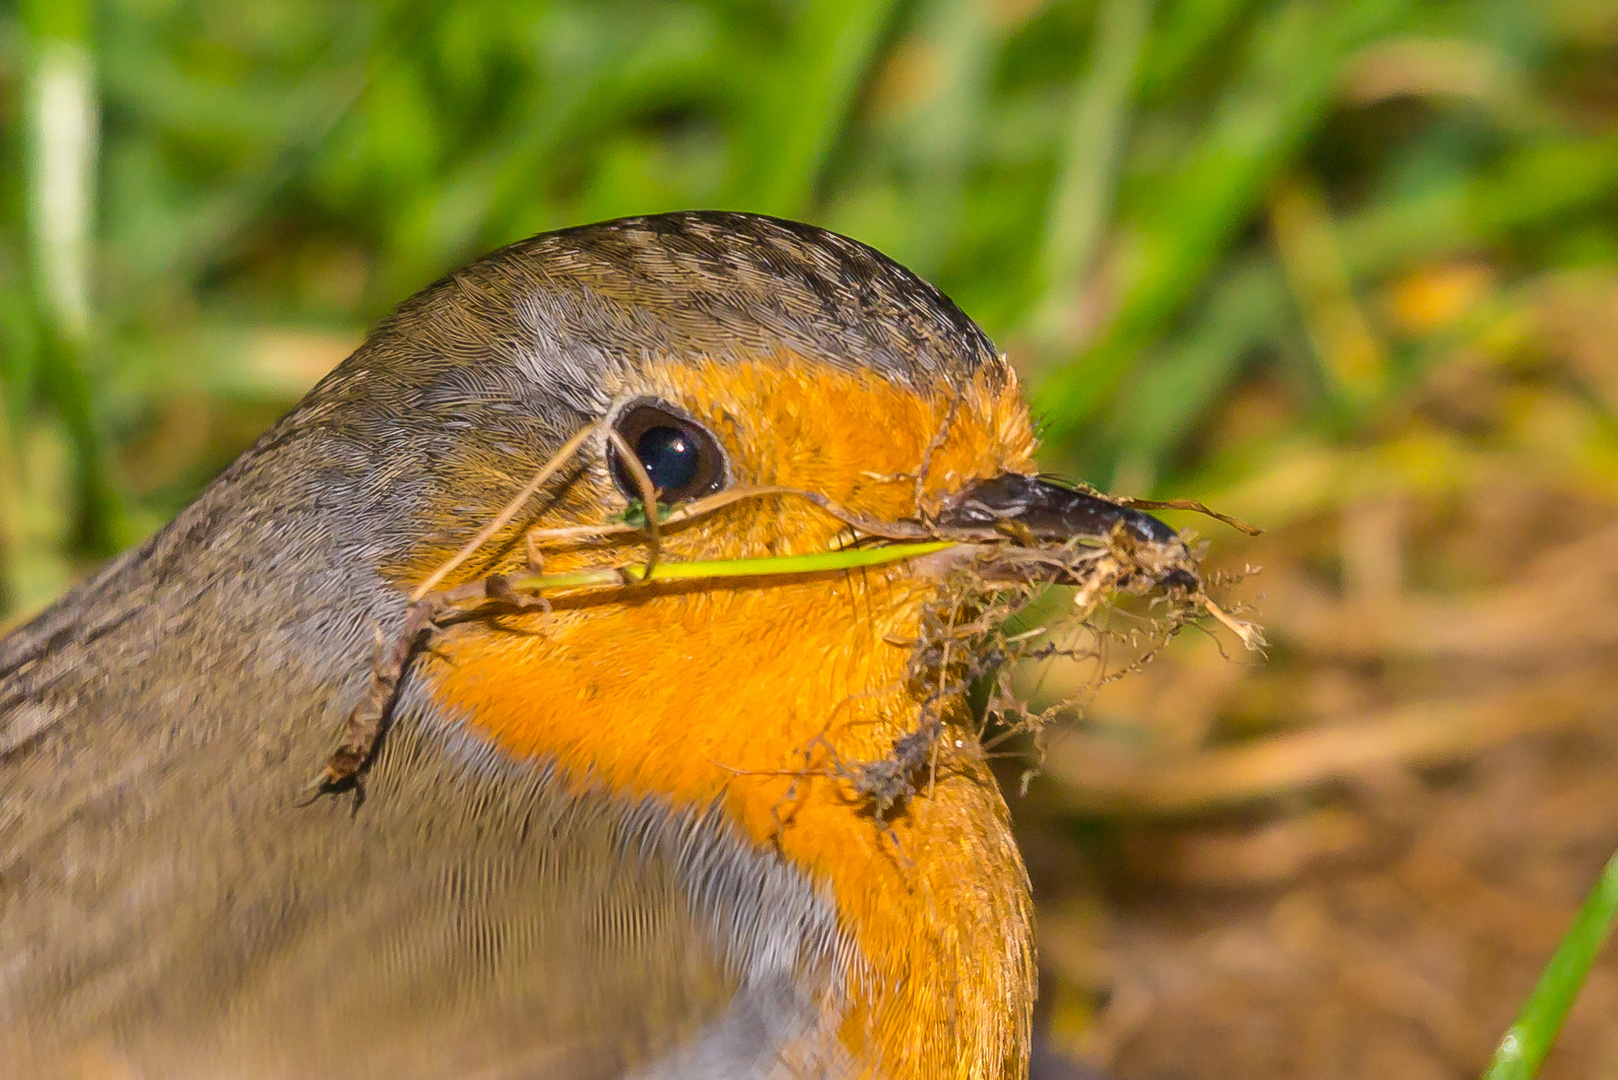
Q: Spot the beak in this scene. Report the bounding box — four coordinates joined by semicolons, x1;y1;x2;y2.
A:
934;473;1181;547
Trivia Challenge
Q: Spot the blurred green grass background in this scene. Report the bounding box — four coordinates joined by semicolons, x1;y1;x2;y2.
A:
3;0;1613;619
7;2;1618;1076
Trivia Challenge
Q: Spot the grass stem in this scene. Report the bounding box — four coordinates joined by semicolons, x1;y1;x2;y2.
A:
510;540;957;592
1481;846;1618;1080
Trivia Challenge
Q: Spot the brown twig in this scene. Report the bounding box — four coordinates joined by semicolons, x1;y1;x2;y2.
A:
604;426;663;577
913;398;959;515
1201;596;1267;652
522;484;931;549
409;422;598;602
1111;496;1263;536
524;485;786;545
313;596;441;793
315;425;597;792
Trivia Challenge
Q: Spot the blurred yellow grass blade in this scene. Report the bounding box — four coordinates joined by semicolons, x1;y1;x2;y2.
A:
1042;672;1606;815
1269;176;1388;408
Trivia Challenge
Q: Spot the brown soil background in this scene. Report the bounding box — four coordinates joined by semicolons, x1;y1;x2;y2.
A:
1011;386;1618;1078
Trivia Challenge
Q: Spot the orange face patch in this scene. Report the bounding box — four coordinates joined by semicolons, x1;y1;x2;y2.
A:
421;354;1037;1079
626;355;1039;543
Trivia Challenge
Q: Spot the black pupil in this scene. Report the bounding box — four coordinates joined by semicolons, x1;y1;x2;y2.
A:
634;425;698;493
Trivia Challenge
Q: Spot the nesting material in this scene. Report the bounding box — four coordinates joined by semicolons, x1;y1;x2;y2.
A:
898;516;1262;804
312;420;1262;814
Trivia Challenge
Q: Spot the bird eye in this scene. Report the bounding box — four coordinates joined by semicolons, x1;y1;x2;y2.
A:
608;402;727;504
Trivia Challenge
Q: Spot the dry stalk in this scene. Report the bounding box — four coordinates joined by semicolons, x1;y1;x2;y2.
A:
1110;496;1262;537
603;426;663;577
409;423;598;602
316;424;601;791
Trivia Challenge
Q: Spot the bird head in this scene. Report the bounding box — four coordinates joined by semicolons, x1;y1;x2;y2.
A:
324;213;1184;1076
2;211;1190;1080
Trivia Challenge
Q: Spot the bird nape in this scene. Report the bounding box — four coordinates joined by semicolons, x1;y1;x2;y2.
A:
0;211;1253;1080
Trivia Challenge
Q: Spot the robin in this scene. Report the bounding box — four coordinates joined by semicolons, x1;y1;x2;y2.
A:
0;211;1180;1079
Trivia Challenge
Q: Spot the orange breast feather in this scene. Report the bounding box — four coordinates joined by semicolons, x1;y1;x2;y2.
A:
424;357;1038;1079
